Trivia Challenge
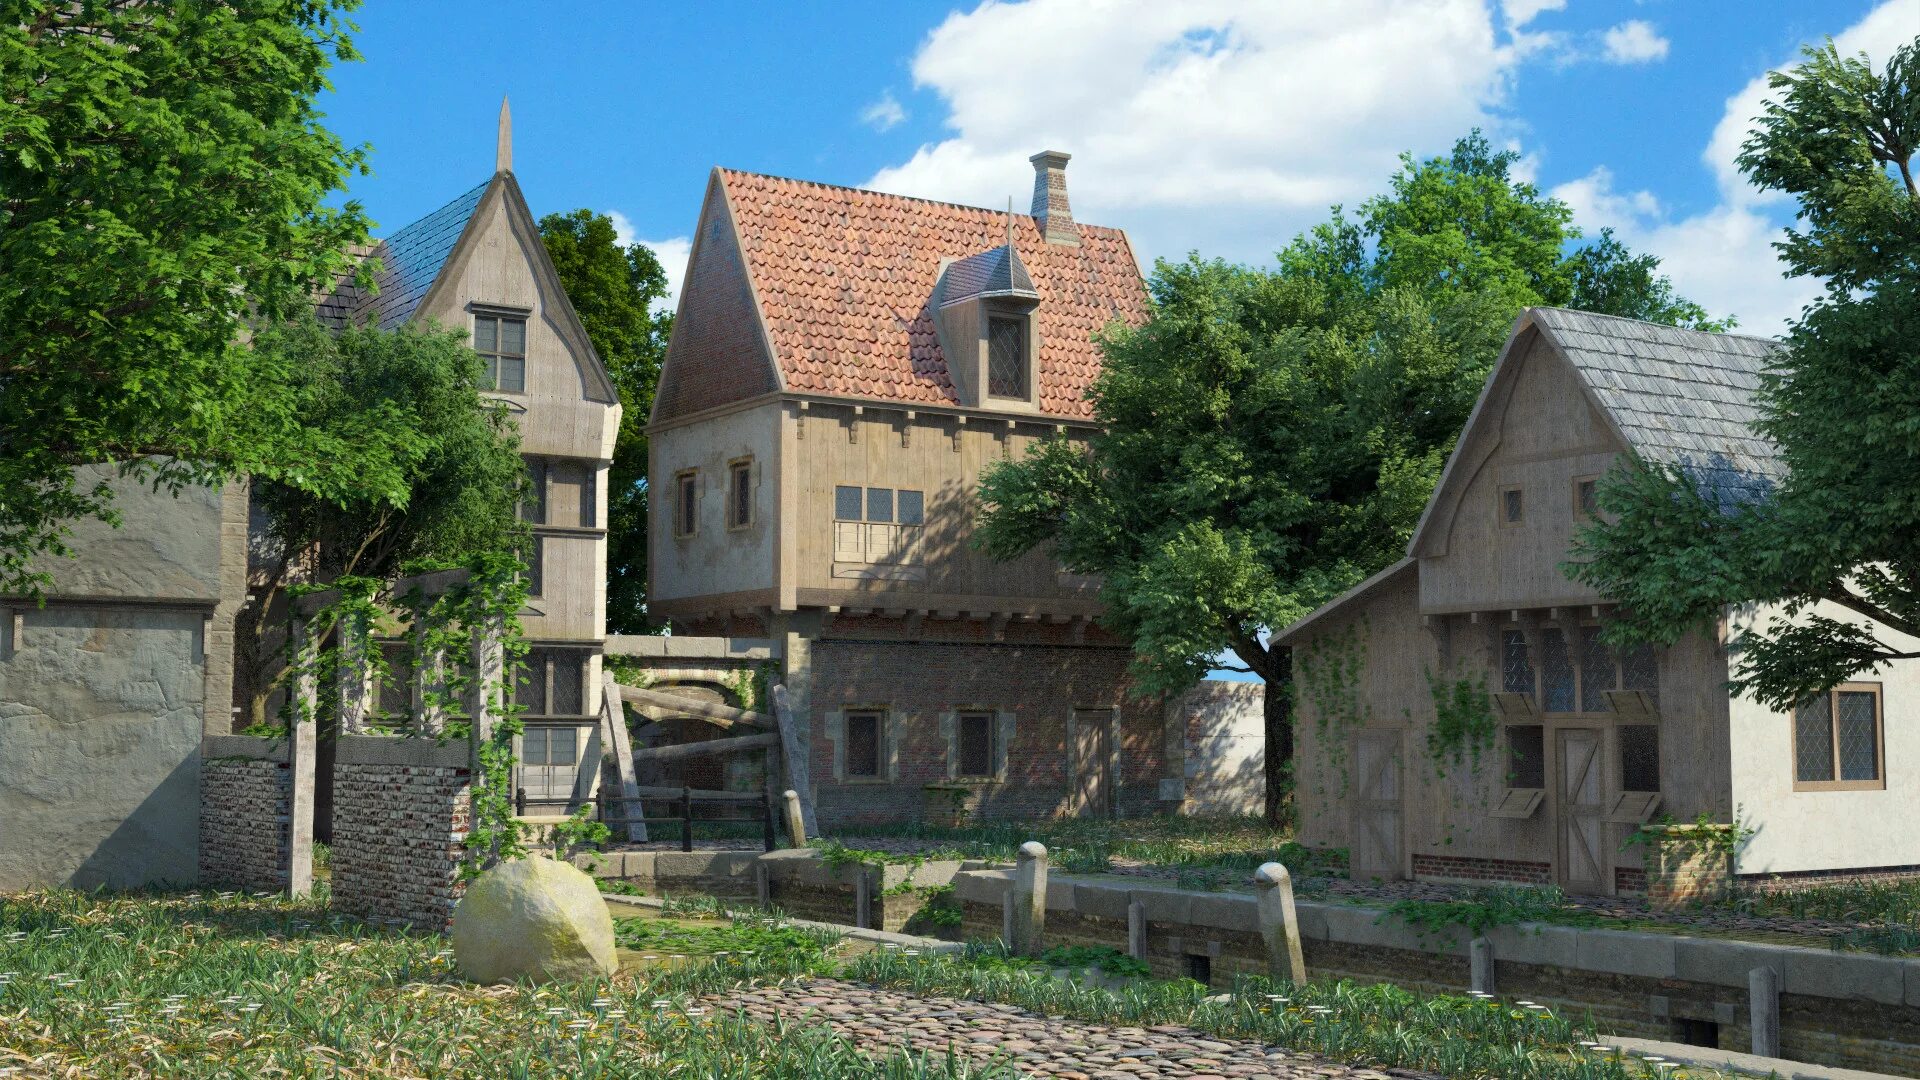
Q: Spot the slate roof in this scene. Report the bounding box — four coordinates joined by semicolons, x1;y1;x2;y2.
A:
940;243;1039;304
717;169;1148;418
359;178;492;331
1533;308;1787;507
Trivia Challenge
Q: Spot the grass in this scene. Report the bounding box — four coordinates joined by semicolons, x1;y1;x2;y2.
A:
1714;876;1920;956
824;814;1334;880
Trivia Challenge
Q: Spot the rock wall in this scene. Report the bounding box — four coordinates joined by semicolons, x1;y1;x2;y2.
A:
198;752;291;891
330;752;470;930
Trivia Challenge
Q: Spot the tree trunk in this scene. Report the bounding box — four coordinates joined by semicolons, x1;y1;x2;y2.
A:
1263;673;1294;827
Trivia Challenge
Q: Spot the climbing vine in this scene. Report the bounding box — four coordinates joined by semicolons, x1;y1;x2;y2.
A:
1295;617;1371;799
442;551;534;879
1422;668;1496;777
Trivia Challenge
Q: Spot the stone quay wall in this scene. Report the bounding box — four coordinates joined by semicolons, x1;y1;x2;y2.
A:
197;736;292;892
953;870;1920;1077
329;737;471;931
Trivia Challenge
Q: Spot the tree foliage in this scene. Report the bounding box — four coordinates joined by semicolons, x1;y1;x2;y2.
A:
537;210;674;633
235;320;528;724
0;1;377;595
1570;39;1920;710
976;132;1717;819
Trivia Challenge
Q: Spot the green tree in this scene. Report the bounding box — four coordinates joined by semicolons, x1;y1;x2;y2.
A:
235;319;529;725
1570;39;1920;710
537;210;674;633
0;1;380;596
976;133;1717;821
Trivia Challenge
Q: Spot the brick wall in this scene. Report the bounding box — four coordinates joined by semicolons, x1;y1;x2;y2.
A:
806;636;1168;828
1737;863;1920;889
198;758;290;891
1411;853;1551;886
330;763;470;930
1614;866;1647;894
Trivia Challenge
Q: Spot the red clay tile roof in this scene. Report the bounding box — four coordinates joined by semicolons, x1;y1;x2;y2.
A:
718;169;1148;419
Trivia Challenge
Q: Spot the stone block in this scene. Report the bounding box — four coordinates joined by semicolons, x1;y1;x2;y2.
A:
953;869;1012;905
1130;887;1193;925
1319;904;1448;953
1906;961;1920;1009
622;851;656;879
1043;877;1075;911
1070;881;1131;921
201;734;289;763
1492;922;1578;970
1783;949;1908;1007
1673;937;1793;988
1574;928;1676;980
1290;902;1329;941
1188;893;1259;934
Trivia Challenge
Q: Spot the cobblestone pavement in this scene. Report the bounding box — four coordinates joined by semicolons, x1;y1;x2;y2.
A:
701;977;1438;1079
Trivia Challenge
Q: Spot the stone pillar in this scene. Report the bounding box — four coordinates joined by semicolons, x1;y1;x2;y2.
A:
1470;936;1495;995
466;613;505;858
409;616;446;735
1127;899;1148;962
1254;862;1306;985
782;788;808;848
854;865;873;930
336;609;373;735
285;615;318;899
1011;841;1048;957
777;628;818;836
1750;965;1781;1058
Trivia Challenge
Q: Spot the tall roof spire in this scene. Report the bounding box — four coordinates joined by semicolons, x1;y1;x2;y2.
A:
496;95;512;174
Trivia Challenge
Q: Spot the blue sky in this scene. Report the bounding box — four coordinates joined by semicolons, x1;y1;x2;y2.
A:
320;0;1915;679
323;0;1913;334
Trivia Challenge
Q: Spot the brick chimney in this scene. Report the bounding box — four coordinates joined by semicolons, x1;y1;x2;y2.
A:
1029;150;1078;246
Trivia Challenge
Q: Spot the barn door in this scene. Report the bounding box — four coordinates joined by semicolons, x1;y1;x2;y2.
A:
1071;708;1114;817
1556;729;1607;894
1350;730;1404;881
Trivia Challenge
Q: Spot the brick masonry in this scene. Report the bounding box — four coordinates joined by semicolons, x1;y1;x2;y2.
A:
1737;863;1920;889
329;763;470;930
805;634;1168;829
198;758;291;891
1614;866;1647;894
1410;853;1551;887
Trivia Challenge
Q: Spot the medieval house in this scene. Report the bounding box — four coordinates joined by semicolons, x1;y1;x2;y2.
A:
1279;308;1920;893
646;153;1263;827
306;103;620;812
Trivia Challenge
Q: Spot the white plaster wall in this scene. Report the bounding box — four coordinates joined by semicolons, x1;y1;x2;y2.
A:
1728;599;1920;873
649;403;780;604
1177;680;1266;816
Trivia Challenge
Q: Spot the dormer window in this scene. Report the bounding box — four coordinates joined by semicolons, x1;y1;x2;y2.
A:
988;316;1028;398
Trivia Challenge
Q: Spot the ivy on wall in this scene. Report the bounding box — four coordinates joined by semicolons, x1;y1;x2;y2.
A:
1295;617;1371;801
1422;669;1496;776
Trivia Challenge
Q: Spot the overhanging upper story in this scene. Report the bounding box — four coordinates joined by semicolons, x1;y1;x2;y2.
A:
647;154;1149;629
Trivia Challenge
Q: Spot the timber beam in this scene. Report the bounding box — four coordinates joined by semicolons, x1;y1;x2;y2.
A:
618;684;776;730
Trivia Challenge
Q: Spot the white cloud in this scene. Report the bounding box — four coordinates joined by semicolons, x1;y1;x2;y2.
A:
1501;0;1564;28
1599;20;1669;64
606;211;690;317
860;91;908;132
865;0;1534;270
1554;0;1914;334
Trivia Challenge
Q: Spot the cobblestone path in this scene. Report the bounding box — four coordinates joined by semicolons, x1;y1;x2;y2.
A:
703;978;1439;1079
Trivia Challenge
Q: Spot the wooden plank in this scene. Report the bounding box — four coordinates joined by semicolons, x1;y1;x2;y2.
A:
631;731;778;764
618;684;775;729
601;672;646;842
629;785;765;801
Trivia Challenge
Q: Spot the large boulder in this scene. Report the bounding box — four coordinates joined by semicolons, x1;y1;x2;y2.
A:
452;857;617;983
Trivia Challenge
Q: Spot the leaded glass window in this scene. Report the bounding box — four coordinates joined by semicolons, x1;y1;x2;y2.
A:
1506;725;1545;788
474;314;527;393
1541;628;1575;713
1794;686;1884;788
834;485;863;521
1579;626;1615;713
1837;690;1880;782
988;316;1026;397
898;489;924;526
1795;694;1835;783
866;487;894;523
1620;725;1660;792
957;712;994;777
846;712;883;778
1501;629;1535;696
1620;642;1659;704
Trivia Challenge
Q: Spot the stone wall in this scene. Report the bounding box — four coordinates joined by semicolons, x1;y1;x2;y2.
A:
329;738;471;930
198;740;291;891
952;870;1920;1076
1172;681;1265;816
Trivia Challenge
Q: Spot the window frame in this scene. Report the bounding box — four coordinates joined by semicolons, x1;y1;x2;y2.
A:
673;470;698;539
473;312;528;394
522;458;548;525
954;710;997;780
1792;682;1886;792
1490;722;1546;819
1572;474;1601;522
986;314;1028;399
522;535;544;598
726;458;754;531
1498;484;1524;529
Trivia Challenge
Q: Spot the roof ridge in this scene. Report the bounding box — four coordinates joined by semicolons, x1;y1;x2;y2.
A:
715;166;1128;236
1532;305;1782;347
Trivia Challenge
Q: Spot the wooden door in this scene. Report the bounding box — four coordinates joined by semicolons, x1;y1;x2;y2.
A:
1555;729;1607;894
1350;731;1403;881
1071;709;1113;817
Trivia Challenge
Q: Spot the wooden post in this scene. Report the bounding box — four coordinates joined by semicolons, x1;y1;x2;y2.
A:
1750;965;1781;1058
1470;936;1495;995
1011;841;1048;957
782;789;807;848
600;673;646;842
1127;899;1148;962
1254;862;1307;985
680;787;693;853
285;614;318;900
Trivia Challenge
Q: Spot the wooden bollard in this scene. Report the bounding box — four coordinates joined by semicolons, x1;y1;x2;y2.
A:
782;789;807;847
1011;841;1048;957
1254;862;1306;985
